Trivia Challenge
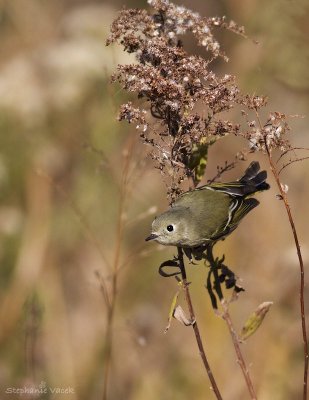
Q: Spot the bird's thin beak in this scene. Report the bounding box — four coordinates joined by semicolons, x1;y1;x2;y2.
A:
145;233;158;242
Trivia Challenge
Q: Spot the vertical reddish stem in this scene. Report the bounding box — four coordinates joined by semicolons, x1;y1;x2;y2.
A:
266;148;308;400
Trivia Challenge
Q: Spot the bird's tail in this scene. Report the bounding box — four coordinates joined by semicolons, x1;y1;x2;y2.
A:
206;161;270;197
239;161;270;193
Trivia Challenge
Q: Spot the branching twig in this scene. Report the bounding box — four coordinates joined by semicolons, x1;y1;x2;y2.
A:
278;156;309;176
37;169;111;309
207;160;238;184
206;246;257;400
276;147;309;163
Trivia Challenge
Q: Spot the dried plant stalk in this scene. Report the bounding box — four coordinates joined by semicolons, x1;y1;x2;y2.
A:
107;0;308;399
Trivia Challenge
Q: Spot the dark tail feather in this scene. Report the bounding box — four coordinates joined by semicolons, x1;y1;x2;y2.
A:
240;161;260;181
206;161;270;197
240;162;270;193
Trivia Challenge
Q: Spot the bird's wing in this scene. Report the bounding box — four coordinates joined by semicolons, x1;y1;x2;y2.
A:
203;181;252;197
210;197;259;240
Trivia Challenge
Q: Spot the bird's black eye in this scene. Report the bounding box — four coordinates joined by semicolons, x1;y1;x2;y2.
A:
167;225;174;232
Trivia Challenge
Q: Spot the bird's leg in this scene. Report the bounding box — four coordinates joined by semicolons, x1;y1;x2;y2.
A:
194;244;208;260
183;247;196;264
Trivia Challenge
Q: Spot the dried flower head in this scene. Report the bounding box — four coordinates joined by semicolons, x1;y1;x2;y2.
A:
242;110;290;153
107;0;293;200
107;1;248;200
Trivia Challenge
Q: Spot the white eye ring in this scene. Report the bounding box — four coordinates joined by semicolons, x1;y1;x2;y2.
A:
166;224;174;232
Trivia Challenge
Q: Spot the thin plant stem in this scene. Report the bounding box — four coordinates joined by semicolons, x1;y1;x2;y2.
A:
255;110;308;400
265;143;308;400
177;247;223;400
102;191;124;400
102;138;133;400
102;309;114;400
221;303;257;400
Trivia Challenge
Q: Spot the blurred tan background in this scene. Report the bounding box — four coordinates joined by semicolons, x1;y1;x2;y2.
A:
0;0;308;399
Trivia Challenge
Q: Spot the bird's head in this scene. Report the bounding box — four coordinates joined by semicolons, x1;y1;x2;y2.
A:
145;207;189;246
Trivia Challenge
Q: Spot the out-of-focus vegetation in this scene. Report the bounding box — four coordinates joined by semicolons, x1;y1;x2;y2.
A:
0;0;308;399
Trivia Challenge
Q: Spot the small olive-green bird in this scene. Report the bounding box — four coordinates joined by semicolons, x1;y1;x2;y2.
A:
145;162;269;248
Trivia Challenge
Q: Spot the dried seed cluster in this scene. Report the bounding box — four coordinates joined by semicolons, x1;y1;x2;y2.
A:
107;0;291;200
241;108;290;152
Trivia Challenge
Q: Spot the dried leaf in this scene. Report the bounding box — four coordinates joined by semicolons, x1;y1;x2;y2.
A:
240;301;273;340
173;305;193;326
